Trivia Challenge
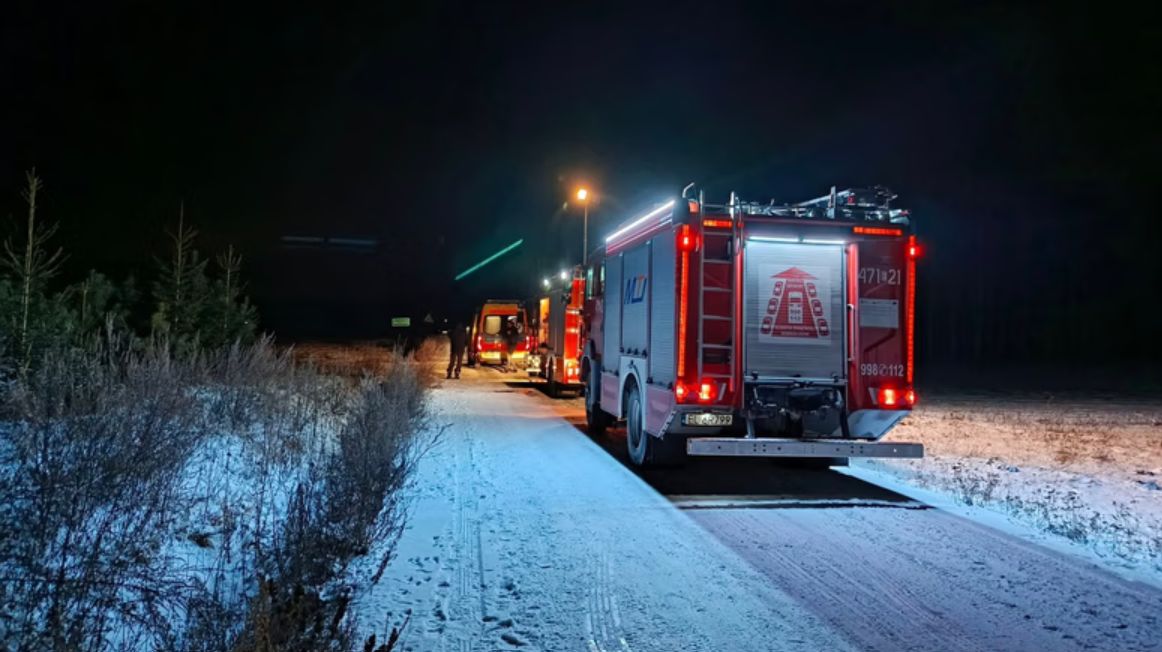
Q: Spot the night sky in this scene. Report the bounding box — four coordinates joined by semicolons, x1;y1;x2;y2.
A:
2;2;1159;367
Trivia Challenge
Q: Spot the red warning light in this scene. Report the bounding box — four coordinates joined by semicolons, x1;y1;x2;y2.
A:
907;235;922;259
697;379;717;403
879;387;898;407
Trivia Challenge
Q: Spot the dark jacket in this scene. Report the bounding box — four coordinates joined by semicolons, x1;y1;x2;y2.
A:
449;325;468;352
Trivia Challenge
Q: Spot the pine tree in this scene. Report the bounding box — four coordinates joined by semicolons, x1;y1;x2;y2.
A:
151;202;210;349
1;169;65;372
209;244;257;347
70;270;137;339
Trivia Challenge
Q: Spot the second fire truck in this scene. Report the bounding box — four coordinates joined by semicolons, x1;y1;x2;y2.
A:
580;185;924;467
528;271;586;396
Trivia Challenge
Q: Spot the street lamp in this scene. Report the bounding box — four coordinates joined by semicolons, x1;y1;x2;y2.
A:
576;187;590;265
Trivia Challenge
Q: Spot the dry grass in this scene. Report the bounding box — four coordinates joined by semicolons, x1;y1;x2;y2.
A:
290;342;396;377
290;339;448;388
411;337;449;387
891;397;1162;477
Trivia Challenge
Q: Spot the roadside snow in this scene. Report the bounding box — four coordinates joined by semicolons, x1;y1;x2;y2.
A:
165;426;324;621
352;379;857;652
868;395;1162;587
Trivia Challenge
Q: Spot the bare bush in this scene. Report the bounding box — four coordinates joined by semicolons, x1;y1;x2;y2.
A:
0;339;430;652
0;342;208;651
411;337;448;387
235;358;430;652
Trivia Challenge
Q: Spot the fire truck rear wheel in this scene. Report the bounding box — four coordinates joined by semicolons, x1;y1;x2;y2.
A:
585;375;611;435
626;384;648;465
625;383;686;467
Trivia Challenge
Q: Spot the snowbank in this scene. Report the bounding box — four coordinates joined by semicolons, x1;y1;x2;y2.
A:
868;395;1162;585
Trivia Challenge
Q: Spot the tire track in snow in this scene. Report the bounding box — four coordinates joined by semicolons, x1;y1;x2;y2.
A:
451;421;485;651
583;552;632;652
701;508;983;652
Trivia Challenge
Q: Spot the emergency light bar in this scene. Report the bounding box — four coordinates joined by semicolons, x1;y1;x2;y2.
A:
605;200;675;244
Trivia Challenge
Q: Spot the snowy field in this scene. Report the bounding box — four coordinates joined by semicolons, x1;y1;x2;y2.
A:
357;367;1162;652
870;395;1162;586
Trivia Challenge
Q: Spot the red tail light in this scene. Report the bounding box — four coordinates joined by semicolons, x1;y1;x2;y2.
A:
879;387;898;407
674;381;688;402
878;387;916;408
697;379;717;403
476;335;482;351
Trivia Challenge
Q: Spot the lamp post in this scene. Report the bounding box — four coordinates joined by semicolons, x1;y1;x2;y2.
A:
576;187;590;265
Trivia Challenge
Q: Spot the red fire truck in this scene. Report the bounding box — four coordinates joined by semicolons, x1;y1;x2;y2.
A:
581;186;924;467
528;269;586;396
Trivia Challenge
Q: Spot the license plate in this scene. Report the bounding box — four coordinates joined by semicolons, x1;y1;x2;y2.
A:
682;413;733;427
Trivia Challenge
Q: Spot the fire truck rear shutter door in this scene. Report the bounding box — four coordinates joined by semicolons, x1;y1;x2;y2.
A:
743;240;846;381
621;244;650;355
603;253;622;370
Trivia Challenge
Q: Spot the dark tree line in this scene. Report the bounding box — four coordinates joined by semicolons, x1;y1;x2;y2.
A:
913;199;1159;376
0;169;258;371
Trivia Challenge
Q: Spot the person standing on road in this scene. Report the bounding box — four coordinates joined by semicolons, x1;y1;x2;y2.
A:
447;321;467;379
501;316;519;371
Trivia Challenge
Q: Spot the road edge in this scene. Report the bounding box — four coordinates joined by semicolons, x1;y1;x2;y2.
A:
840;461;1162;592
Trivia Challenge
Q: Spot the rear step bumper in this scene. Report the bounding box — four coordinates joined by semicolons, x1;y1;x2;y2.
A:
686;438;923;459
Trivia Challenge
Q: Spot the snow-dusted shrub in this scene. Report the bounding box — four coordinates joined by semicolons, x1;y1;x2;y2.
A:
0;339;429;652
0;342;209;651
231;359;429;652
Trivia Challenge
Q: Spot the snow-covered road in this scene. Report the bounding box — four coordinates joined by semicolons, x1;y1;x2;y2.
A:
357;367;1162;651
